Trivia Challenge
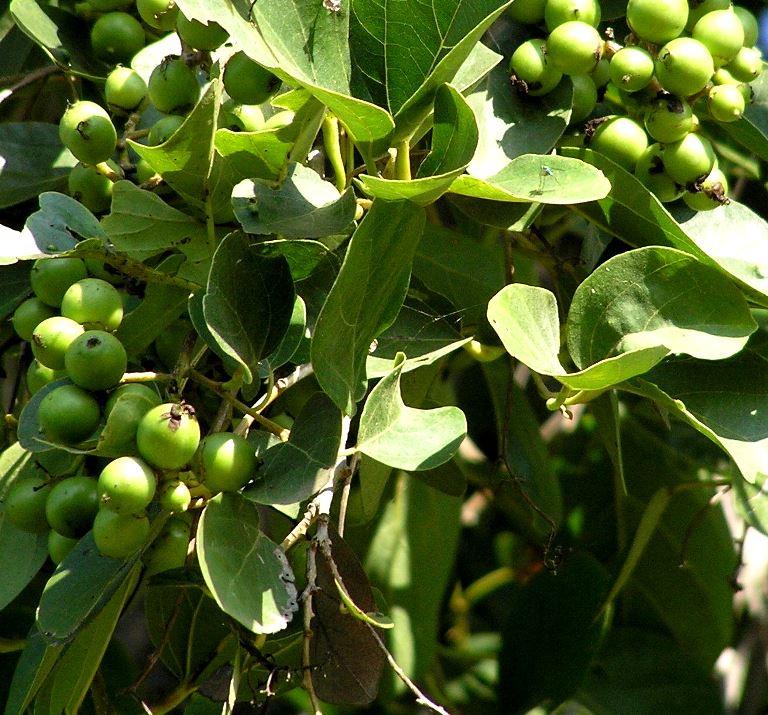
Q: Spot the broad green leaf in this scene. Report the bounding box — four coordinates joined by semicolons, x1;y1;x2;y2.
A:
266;295;307;369
0;262;31;321
101;181;211;263
357;353;467;471
567;246;757;366
578;629;725;715
312;200;426;415
37;532;144;644
197;493;299;634
10;0;110;80
174;0;394;161
202;233;295;383
450;153;611;205
349;0;511;140
356;167;468;207
251;237;343;281
466;64;572;178
4;628;64;715
416;84;478;178
214;127;294;181
410;458;467;497
130;81;239;223
488;283;670;390
245;392;342;505
0;123;76;209
95;384;162;458
48;566;140;714
345;456;393;526
498;551;610;711
366;474;462;688
0;443;49;610
232;163;357;238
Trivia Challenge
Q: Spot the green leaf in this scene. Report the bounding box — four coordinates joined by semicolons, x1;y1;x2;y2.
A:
488;283;670;390
232;163;357;238
0;443;49;611
722;68;768;163
0;123;76;209
214;127;294;181
416;84;478;178
266;295;307;369
251;236;342;281
357;353;466;471
4;628;64;715
130;81;239;223
36;532;144;644
197;493;299;634
202;233;295;383
0;262;32;322
312;200;426;415
450;153;611;205
567;246;757;366
349;0;511;140
245;392;342;505
101;181;211;263
498;551;610;711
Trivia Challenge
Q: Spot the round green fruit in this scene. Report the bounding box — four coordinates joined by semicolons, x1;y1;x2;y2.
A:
148;58;199;114
544;0;600;30
692;9;744;68
38;384;101;444
157;478;191;512
143;515;190;575
68;162;119;213
662;132;716;185
683;166;729;211
507;0;546;24
219;100;265;132
707;83;746;122
223;52;282;105
30;257;88;308
510;39;563;96
634;143;683;203
31;316;85;370
105;66;148;114
61;277;124;331
626;0;688;44
45;475;99;538
726;46;763;84
5;476;51;533
463;340;506;363
644;95;693;143
65;330;127;391
93;508;150;558
59;100;117;165
194;432;256;493
147;114;185;145
570;74;598;122
136;402;200;470
545;21;603;76
176;13;228;50
90;12;145;64
98;456;157;513
136;0;179;30
26;360;65;395
48;530;79;565
655;38;715;98
12;298;56;341
609;46;655;93
589;115;648;171
734;6;759;48
685;0;729;31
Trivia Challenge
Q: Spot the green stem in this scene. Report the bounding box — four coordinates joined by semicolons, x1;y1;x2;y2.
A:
322;115;347;192
395;139;411;181
463;566;516;607
146;682;197;715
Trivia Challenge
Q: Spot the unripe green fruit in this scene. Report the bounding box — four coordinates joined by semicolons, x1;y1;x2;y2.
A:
589;115;648;171
31;316;85;370
26;360;65;395
627;0;688;44
683;166;729;211
157;479;191;511
662;133;716;185
65;330;127;391
707;83;746;122
105;67;148;114
48;530;79;565
98;456;157;513
734;6;759;48
590;57;611;89
510;39;563;96
544;0;600;30
136;402;200;470
685;0;729;31
570;74;597;122
59;101;117;165
219;100;266;132
176;13;228;50
89;0;133;9
90;12;145;64
263;111;294;129
93;509;150;558
12;298;55;341
5;476;51;533
61;277;124;330
644;95;693;143
147;114;186;145
45;476;99;538
194;432;256;493
692;10;744;68
103;384;162;454
507;0;546;24
726;46;763;84
148;58;199;114
635;143;683;203
142;515;190;575
68;162;120;213
38;384;101;444
546;21;603;76
609;46;654;93
30;257;88;308
655;37;715;98
223;52;282;105
136;0;179;31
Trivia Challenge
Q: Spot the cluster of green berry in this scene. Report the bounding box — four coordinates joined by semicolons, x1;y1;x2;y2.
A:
60;0;283;213
6;255;258;564
508;0;763;210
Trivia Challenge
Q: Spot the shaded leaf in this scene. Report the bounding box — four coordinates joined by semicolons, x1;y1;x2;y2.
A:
214;127;293;181
0;261;31;322
355;170;468;207
4;628;64;715
312;200;426;415
197;493;298;634
251;237;342;282
266;295;307;369
357;353;467;471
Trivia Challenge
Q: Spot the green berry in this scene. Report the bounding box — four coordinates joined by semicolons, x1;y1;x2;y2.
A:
644;95;694;144
589;115;648;171
627;0;688;44
510;38;563;96
655;37;715;98
61;277;124;330
59;101;117;165
105;67;148;114
609;46;655;93
223;52;282;105
544;0;601;31
692;10;744;68
707;83;746;123
634;143;683;203
31;316;85;370
12;298;56;341
30;257;88;308
546;21;603;76
662;133;716;185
